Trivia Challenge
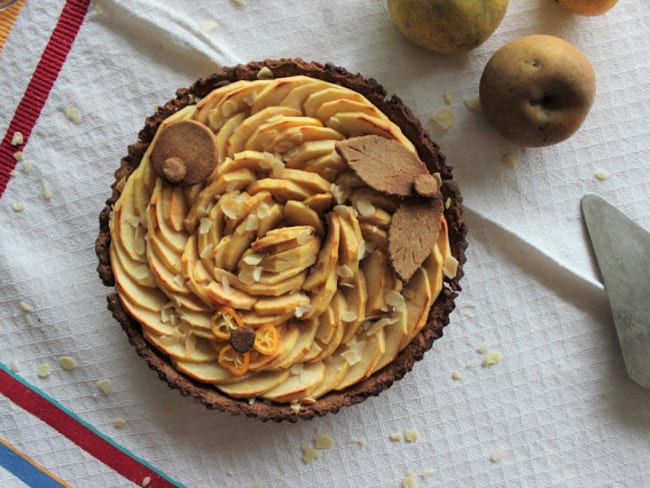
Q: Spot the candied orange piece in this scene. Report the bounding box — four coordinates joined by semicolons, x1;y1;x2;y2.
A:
218;344;250;377
210;306;244;341
253;324;279;356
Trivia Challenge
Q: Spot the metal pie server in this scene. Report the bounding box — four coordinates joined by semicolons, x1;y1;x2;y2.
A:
581;194;650;389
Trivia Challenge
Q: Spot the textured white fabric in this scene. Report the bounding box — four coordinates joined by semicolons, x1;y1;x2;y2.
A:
1;0;649;486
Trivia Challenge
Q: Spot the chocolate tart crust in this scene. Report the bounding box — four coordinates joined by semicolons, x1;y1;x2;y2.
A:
96;59;468;422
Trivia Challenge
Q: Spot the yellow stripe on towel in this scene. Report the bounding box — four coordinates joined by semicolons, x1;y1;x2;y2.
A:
0;0;25;54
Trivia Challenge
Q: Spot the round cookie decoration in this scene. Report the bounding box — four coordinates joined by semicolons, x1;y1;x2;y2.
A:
150;119;218;186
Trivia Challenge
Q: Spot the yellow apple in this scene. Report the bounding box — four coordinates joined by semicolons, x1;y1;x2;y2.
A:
387;0;509;54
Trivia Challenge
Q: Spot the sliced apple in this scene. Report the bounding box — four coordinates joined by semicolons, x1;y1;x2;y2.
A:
303;87;367;119
303;212;339;291
246;178;312;202
302;151;347;182
216;112;247;159
277;168;331;195
284;140;336;169
207;80;272;131
261;361;325;403
326;112;415;152
174;359;240;384
315;98;389;123
144;331;218;363
303;355;349;400
302;193;334;214
194;79;249;125
218;369;291;398
273;317;320;370
340;271;368;344
251;226;314;254
334;332;384;391
279;78;334;110
245;115;323;153
250;76;314;113
254;293;310;316
226;106;301;157
259;236;320;273
402;266;433;348
283;200;325;236
205;280;256;310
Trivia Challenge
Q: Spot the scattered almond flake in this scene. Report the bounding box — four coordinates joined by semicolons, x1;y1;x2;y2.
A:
443;255;459;279
19;301;34;313
41;181;53;201
465;361;476;369
420;471;434;480
97;378;112;395
445;197;452;209
199;217;213;234
432;172;443;187
463;310;475;319
21;160;33;172
221;276;232;294
221;197;240;220
341;310;357;323
490;447;505;463
290;363;304;376
301;445;321;464
347;438;366;447
330;184;348;204
502;153;517;168
357;239;367;261
296;229;312;245
463;95;481;112
9;361;19;373
288;128;304;143
243;253;263;265
252;266;263;283
365;316;398;336
11;131;24;146
404;430;419;442
595;169;609;181
141;476;151;487
37;363;50;378
25;314;35;326
250;484;263;488
389;433;403;442
443;93;453;105
355;198;375;217
12;202;25;212
341;348;361;366
256;202;271;219
314;434;335;450
402;472;417;488
173;274;185;288
431;107;455;131
200;245;213;259
476;343;489;354
482;351;502;368
294;303;312;319
13;151;24;161
9;169;19;178
113;418;127;429
64;104;82;125
58;356;77;370
198;19;219;33
451;371;462;380
248;397;256;405
290;400;301;414
336;264;354;279
226;471;234;477
244;213;259;231
232;0;246;5
93;1;106;15
384;291;405;312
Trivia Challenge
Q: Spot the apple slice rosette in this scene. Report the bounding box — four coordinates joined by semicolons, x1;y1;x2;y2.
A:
98;60;466;421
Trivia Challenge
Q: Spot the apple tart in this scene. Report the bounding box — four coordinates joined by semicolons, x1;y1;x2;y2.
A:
96;59;467;421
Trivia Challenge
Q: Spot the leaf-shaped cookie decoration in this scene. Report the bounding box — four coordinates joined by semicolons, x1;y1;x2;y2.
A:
335;135;431;197
388;198;444;282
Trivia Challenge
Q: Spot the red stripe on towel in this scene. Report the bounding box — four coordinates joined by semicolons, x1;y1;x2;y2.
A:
0;0;91;197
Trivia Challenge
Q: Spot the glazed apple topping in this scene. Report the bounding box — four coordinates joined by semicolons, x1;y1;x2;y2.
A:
109;75;454;403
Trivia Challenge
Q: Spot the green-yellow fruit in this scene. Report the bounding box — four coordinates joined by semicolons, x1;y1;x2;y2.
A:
387;0;509;54
556;0;618;16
